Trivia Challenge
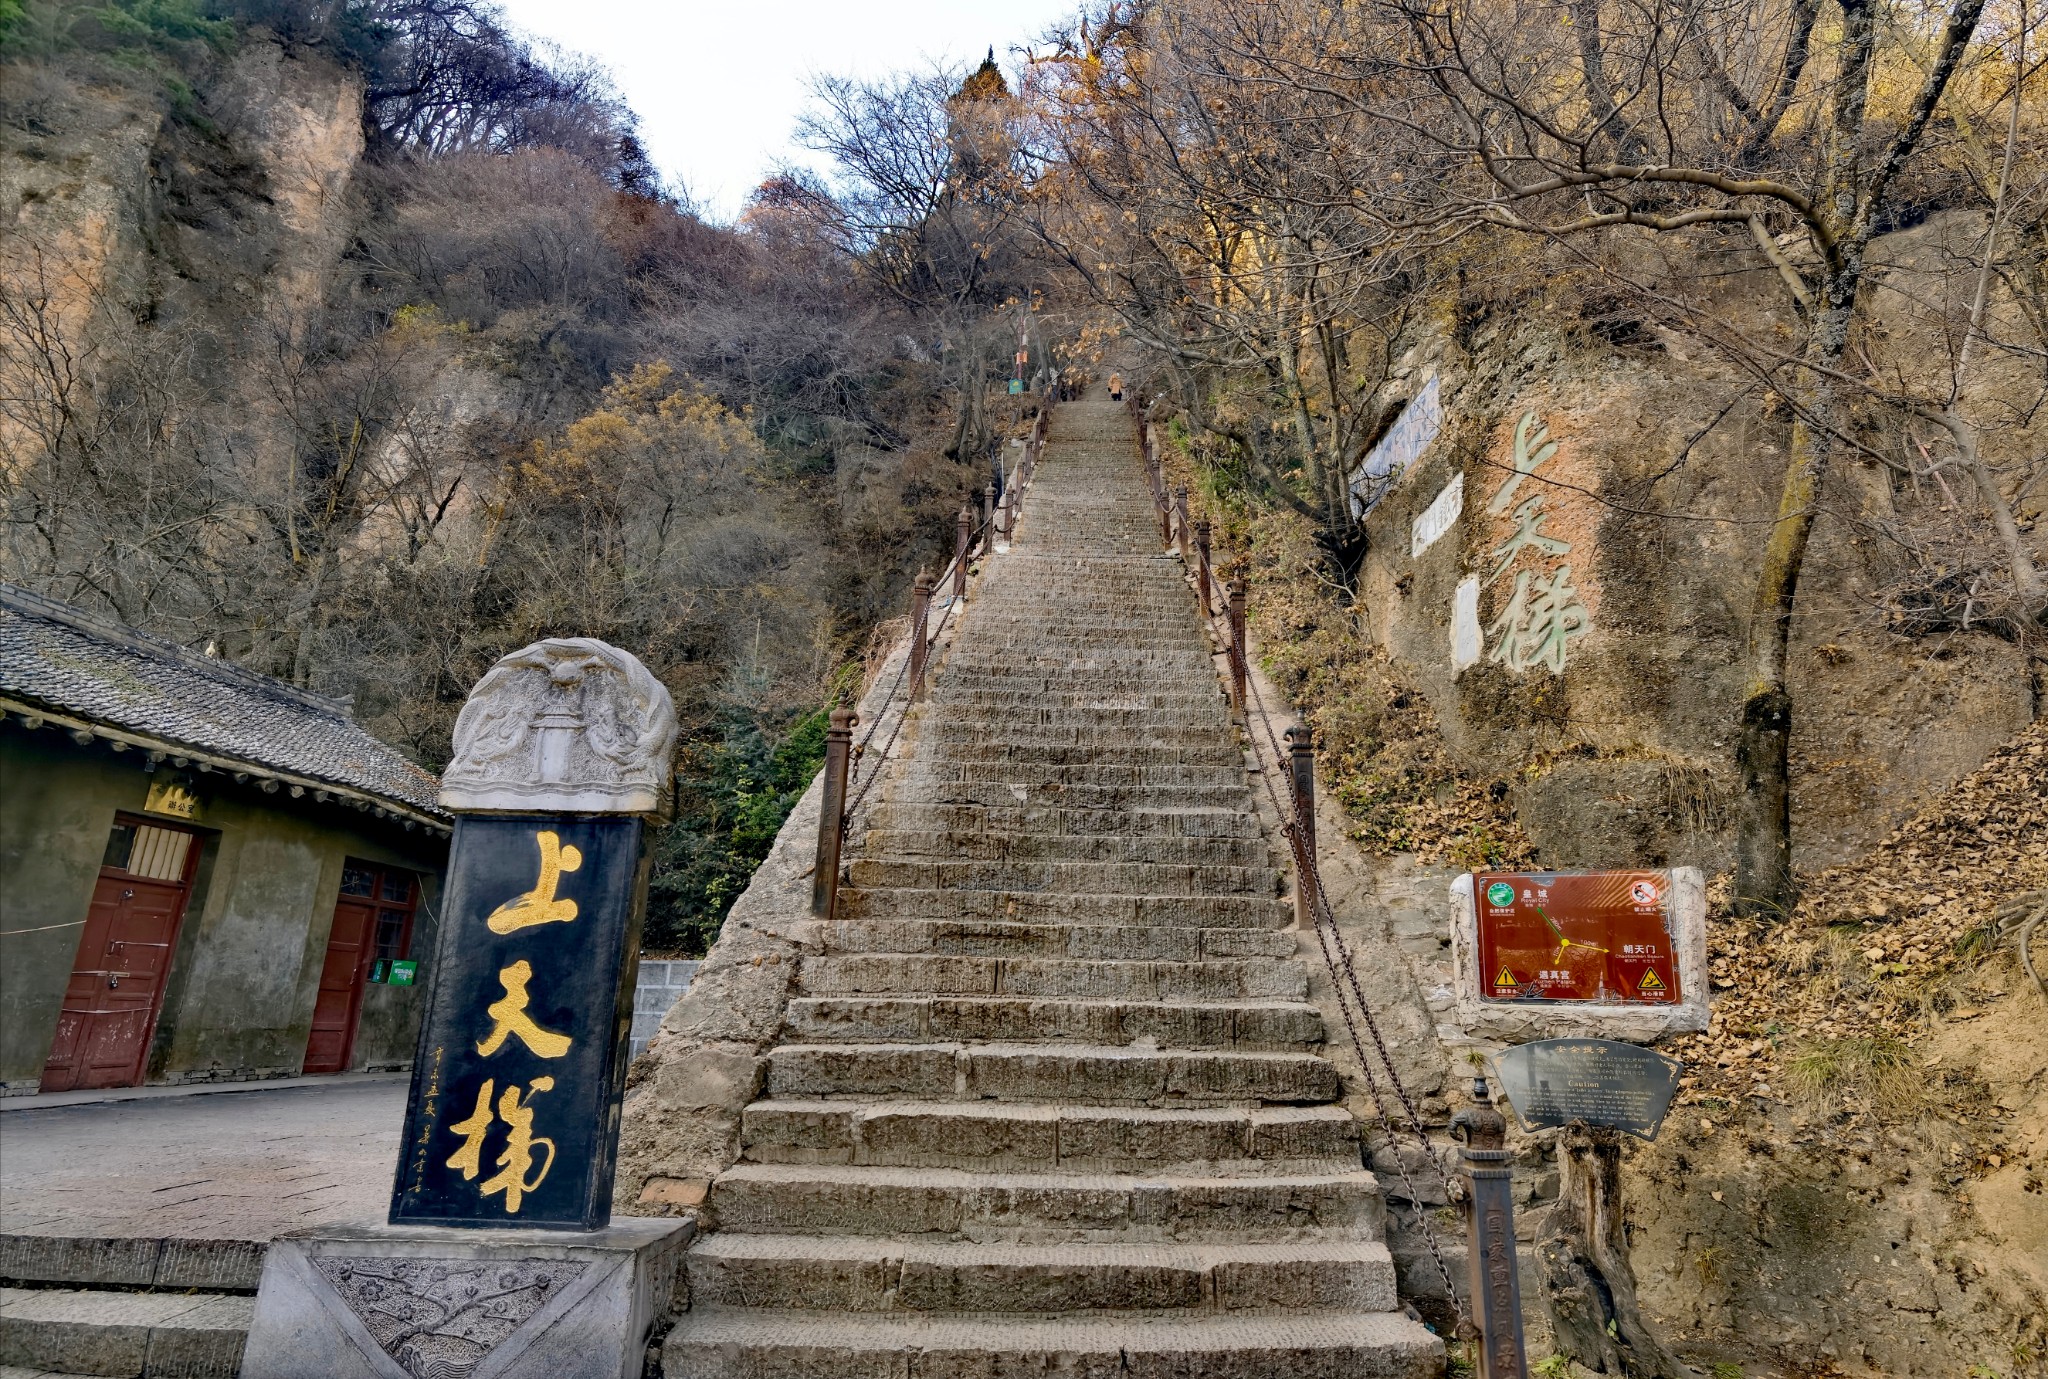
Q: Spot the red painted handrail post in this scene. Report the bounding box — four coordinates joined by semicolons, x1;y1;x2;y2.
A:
812;708;856;919
1151;431;1172;547
1228;577;1248;720
954;507;971;601
1287;724;1316;927
909;570;935;700
1195;519;1213;614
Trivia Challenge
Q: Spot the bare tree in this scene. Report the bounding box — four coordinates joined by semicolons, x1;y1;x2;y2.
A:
1030;1;1422;565
1079;0;2014;917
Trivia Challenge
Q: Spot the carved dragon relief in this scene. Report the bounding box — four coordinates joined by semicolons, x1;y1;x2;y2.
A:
440;637;677;816
311;1255;592;1379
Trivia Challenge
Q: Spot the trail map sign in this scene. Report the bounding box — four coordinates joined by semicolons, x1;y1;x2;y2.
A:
1493;1038;1683;1140
1474;870;1680;1005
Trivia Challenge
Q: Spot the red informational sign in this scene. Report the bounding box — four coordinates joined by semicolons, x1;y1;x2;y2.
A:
1474;871;1680;1004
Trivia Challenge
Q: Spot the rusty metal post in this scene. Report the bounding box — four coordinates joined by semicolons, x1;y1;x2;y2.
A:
1287;725;1316;927
811;708;857;919
1227;577;1248;719
1173;484;1191;563
1195;519;1213;614
909;570;935;699
954;506;971;600
1452;1076;1528;1379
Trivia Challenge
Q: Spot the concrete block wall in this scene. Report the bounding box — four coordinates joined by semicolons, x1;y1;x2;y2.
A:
631;960;700;1061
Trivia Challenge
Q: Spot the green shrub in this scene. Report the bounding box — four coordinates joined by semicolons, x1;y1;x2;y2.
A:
644;703;833;956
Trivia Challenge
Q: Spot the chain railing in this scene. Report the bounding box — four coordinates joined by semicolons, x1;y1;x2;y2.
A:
1133;397;1471;1331
812;405;1053;923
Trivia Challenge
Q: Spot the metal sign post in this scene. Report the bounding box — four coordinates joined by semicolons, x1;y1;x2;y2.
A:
1452;1076;1528;1379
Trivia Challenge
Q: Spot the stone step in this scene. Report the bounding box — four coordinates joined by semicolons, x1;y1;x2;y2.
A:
706;1163;1390;1241
837;887;1291;928
908;763;1253;790
0;1236;265;1293
937;684;1220;704
763;1043;1341;1105
740;1100;1359;1172
862;829;1271;867
801;954;1306;1001
664;1307;1444;1379
919;713;1228;737
819;918;1295;961
845;859;1279;897
785;995;1323;1048
0;1287;250;1379
920;723;1233;748
865;802;1259;840
876;781;1257;811
938;658;1215;678
910;742;1243;769
685;1235;1397;1313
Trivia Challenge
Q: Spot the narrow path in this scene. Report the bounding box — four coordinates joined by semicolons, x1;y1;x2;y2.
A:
662;397;1444;1377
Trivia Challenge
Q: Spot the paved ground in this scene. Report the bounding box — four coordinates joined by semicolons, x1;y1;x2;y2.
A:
0;1078;404;1243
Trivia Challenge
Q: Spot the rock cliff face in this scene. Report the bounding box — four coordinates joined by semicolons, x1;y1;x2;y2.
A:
2;39;364;352
1341;241;2039;875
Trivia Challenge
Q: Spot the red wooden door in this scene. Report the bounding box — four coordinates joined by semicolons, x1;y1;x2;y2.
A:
41;821;198;1093
304;885;376;1075
303;863;418;1074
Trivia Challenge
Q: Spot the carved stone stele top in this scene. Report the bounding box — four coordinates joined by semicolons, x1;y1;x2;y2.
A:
440;638;677;817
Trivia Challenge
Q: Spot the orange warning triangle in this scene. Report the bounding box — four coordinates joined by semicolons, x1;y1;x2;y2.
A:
1493;965;1519;989
1637;967;1666;992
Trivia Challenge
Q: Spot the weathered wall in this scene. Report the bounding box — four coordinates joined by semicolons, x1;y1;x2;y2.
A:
0;723;444;1091
0;731;131;1088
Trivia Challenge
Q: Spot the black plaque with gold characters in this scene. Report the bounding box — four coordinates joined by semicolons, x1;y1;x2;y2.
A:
389;815;648;1229
1491;1038;1683;1141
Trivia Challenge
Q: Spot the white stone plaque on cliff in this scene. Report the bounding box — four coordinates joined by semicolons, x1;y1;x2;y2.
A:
1411;472;1464;557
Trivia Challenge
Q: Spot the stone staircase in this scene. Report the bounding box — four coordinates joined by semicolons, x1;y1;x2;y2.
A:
661;398;1445;1378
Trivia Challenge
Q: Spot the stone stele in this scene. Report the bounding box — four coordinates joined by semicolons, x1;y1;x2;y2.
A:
238;1218;691;1379
439;637;678;817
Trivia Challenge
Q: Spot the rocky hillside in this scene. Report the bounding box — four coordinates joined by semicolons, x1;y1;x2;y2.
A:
1;3;1036;950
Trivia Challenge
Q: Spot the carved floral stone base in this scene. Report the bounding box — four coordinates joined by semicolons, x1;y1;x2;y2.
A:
239;1218;692;1379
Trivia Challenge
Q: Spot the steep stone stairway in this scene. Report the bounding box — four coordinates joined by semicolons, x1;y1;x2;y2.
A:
663;397;1444;1378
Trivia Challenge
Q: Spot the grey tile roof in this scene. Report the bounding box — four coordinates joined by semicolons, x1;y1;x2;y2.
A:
0;584;444;820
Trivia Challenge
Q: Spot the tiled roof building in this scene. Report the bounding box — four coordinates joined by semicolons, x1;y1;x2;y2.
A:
0;585;445;828
1;583;449;1097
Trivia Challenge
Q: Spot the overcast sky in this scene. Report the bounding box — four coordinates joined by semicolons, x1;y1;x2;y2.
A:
491;0;1078;222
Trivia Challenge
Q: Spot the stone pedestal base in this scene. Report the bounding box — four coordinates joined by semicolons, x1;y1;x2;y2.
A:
239;1217;692;1379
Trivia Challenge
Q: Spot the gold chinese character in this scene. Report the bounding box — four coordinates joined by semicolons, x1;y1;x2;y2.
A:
479;1076;557;1213
442;1076;559;1213
486;831;584;934
476;960;572;1059
446;1079;496;1179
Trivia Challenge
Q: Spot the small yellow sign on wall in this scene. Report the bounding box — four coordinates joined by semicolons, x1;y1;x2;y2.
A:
145;775;199;819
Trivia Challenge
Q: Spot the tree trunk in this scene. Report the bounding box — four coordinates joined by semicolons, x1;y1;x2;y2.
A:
1536;1123;1691;1379
1733;294;1851;920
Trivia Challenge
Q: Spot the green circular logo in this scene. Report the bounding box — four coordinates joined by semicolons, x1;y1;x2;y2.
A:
1485;882;1516;907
